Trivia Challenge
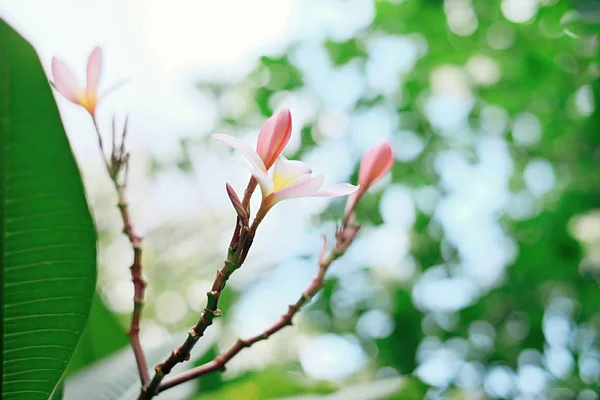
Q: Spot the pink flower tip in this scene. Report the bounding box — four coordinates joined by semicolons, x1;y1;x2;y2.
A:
50;46;104;116
345;141;394;215
358;141;394;191
256;108;292;170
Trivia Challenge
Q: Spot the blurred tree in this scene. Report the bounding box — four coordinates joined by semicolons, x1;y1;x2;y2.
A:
180;0;600;398
59;0;599;398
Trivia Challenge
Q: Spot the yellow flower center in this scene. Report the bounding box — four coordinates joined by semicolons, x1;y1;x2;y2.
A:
272;171;293;192
76;90;98;115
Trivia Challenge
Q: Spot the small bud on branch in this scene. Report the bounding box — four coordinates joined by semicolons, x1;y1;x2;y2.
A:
226;183;248;221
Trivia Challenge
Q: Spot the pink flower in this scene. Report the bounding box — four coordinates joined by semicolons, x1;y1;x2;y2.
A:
50;46;103;116
345;141;394;213
256;108;292;170
358;141;394;189
213;133;357;215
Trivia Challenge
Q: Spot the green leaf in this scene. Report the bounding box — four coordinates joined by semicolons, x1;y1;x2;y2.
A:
276;378;404;400
49;382;63;400
193;368;336;400
190;346;224;393
65;292;128;376
324;38;366;66
0;19;97;400
64;329;218;400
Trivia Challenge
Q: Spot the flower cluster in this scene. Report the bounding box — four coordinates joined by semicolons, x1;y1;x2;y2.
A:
214;108;393;220
49;48;394;219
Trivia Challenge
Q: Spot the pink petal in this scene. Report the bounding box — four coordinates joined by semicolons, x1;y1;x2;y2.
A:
358;141;394;190
311;183;358;198
51;56;83;103
272;156;312;190
283;173;312;187
213;134;267;172
86;46;103;92
213;133;274;195
270;174;324;203
256;108;292;169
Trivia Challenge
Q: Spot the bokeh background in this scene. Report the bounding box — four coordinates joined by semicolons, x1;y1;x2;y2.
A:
2;0;600;398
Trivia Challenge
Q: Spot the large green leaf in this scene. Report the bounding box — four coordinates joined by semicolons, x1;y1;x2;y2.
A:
0;18;97;400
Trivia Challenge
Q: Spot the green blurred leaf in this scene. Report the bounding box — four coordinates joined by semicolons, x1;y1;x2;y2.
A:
380;378;424;400
191;346;224;394
0;19;97;400
376;289;422;374
193;369;336;400
278;377;404;400
324;38;366;66
66;292;128;376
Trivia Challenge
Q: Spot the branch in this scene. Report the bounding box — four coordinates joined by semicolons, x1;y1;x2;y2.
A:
140;179;260;399
93;116;150;385
119;156;149;385
157;222;361;392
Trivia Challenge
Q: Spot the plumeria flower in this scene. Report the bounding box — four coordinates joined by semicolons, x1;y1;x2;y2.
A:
213;133;357;217
345;141;394;214
50;46;103;116
256;108;292;170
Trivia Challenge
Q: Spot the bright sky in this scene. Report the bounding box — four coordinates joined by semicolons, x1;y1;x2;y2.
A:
0;0;297;162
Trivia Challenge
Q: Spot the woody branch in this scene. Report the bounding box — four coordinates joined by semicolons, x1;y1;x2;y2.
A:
92;115;150;385
157;213;361;392
140;178;260;399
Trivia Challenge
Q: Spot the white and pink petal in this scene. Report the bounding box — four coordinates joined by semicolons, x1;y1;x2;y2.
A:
213;133;274;195
311;183;358;198
213;134;267;173
269;174;324;203
51;57;83;103
86;46;103;93
272;156;312;190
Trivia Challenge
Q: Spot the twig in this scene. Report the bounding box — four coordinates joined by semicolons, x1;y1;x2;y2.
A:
92;117;112;175
92;116;150;385
141;179;260;399
119;155;149;385
157;222;361;392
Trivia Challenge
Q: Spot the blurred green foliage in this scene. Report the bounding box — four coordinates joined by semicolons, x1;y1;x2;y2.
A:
64;0;600;398
193;369;336;400
188;0;600;398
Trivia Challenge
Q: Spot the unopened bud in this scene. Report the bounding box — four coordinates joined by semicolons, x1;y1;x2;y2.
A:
226;183;247;219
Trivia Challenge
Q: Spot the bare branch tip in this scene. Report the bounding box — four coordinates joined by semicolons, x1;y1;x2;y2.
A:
123;114;130;140
226;183;248;220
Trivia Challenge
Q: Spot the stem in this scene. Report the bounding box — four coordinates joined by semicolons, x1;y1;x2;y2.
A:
141;180;260;399
92;117;112;175
119;159;149;385
92;116;150;385
158;223;360;392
